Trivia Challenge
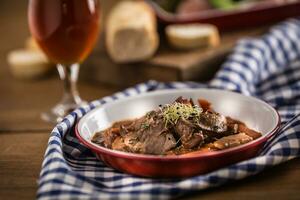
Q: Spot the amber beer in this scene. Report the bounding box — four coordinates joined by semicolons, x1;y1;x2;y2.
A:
29;0;100;65
28;0;100;123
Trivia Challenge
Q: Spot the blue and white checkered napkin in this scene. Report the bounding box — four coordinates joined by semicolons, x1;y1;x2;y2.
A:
38;18;300;199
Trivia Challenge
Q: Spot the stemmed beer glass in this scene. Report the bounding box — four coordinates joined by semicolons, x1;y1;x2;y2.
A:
28;0;100;123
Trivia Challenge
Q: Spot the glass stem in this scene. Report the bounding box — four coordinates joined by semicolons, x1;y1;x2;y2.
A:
57;63;82;106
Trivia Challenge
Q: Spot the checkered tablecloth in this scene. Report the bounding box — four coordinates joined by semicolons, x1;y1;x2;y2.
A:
37;18;300;199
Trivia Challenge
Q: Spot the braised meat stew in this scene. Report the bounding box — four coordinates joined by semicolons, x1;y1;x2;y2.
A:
91;97;262;155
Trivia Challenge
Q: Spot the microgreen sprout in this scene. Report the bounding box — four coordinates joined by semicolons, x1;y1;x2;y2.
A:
162;102;202;126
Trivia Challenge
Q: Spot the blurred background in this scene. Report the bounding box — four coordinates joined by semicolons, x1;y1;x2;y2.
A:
2;0;300;127
1;0;300;199
0;0;116;129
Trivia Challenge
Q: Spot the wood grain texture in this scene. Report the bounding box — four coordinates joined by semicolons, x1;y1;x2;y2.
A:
83;27;268;86
184;159;300;200
0;73;119;132
0;1;299;200
0;133;49;200
0;132;299;200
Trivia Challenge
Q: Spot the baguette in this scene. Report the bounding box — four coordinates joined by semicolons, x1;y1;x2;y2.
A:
7;49;54;79
165;23;220;49
105;1;159;63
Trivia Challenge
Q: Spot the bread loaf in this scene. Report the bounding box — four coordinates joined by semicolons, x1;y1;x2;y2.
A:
166;23;220;49
7;49;54;79
105;1;159;63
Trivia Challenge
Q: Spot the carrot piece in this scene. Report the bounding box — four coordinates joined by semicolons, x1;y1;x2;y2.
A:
111;127;120;134
198;99;211;112
238;124;262;139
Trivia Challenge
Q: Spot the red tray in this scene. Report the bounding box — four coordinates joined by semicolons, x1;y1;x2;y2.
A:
147;0;300;31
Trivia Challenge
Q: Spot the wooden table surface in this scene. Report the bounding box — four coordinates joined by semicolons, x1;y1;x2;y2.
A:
1;1;299;200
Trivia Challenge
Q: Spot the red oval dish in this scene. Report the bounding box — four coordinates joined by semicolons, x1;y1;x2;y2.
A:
146;0;300;31
75;89;281;178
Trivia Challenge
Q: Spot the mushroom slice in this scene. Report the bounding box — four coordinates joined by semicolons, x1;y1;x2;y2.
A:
198;111;227;133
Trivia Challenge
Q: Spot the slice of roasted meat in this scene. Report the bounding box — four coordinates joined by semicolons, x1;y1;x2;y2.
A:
109;113;177;155
174;119;204;149
92;127;119;148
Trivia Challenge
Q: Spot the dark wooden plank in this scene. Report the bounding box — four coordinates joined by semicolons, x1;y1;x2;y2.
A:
185;158;300;200
0;73;119;132
0;132;300;200
145;27;267;82
0;132;49;200
83;26;268;86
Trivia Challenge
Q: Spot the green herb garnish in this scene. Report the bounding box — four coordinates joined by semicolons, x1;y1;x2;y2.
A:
162;102;202;126
141;122;150;130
